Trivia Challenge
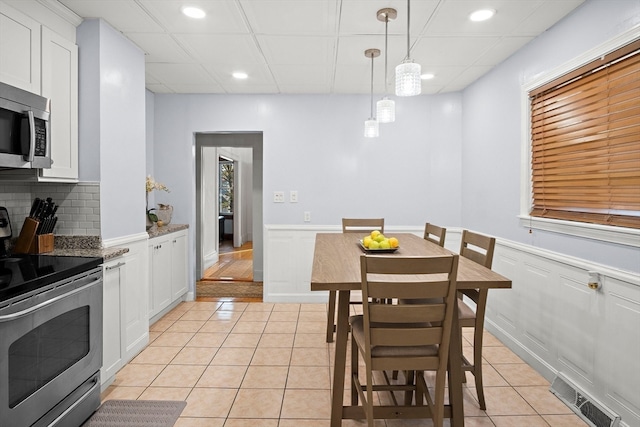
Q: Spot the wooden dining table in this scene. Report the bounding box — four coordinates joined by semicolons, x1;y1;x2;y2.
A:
310;232;512;427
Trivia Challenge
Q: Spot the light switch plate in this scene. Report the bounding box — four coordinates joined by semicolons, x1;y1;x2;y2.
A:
290;191;298;203
273;191;285;203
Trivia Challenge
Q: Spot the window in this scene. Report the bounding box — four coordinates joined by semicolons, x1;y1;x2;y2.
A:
219;158;233;214
528;39;640;230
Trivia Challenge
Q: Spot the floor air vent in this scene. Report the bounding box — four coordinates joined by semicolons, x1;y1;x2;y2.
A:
550;375;620;427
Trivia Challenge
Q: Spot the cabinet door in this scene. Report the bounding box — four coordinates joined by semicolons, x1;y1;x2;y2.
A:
150;237;172;317
0;3;40;93
102;260;124;383
122;243;148;360
171;231;188;300
40;27;78;181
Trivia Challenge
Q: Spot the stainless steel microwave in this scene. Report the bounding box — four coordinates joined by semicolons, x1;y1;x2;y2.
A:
0;81;51;169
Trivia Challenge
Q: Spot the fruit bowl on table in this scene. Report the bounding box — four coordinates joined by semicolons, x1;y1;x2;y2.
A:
358;240;399;253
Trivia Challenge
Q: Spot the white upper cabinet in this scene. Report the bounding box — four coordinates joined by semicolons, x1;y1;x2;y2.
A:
0;3;41;94
40;27;78;181
0;2;79;182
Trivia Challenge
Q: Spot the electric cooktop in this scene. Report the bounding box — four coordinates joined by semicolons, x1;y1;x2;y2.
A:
0;254;103;303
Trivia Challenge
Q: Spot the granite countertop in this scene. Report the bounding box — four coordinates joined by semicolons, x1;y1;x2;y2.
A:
44;235;128;261
147;223;189;238
7;224;189;261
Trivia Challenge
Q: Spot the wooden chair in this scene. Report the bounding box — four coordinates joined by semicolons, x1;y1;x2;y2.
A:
457;230;496;410
424;223;446;247
325;218;385;342
390;222;447;381
349;254;459;427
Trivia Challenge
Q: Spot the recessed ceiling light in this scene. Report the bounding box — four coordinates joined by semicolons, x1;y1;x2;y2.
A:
182;6;206;19
469;9;495;22
232;72;248;79
421;73;435;80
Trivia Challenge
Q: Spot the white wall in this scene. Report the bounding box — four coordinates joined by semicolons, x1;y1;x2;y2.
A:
154;93;463;226
77;19;147;240
461;0;640;274
152;93;463;290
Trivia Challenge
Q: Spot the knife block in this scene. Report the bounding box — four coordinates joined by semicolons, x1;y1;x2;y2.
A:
35;234;54;253
13;217;39;254
13;218;55;254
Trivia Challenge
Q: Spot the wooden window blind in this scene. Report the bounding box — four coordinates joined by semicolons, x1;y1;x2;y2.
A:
529;39;640;229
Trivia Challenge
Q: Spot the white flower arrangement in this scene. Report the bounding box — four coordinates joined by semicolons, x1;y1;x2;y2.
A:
146;175;170;193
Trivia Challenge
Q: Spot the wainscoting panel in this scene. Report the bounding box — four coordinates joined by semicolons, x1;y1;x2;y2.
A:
601;277;640;420
487;241;640;427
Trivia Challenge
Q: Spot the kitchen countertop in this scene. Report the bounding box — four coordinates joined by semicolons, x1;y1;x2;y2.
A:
22;224;188;261
147;223;189;238
43;235;128;261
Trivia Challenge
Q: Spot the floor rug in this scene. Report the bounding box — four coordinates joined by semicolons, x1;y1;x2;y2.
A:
82;400;186;427
196;281;263;298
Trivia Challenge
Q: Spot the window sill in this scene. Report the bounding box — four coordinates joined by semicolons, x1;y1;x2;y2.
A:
518;215;640;248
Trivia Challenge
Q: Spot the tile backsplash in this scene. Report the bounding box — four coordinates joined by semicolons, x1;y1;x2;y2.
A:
0;182;100;236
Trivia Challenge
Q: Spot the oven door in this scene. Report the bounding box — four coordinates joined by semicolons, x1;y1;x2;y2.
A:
0;269;103;427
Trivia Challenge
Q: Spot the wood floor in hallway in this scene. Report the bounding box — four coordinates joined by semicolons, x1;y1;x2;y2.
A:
202;241;253;282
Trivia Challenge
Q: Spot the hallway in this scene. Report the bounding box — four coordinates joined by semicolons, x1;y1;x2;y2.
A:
198;241;262;299
202;241;254;282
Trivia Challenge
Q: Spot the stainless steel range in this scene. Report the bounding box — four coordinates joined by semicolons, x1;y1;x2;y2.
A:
0;210;103;427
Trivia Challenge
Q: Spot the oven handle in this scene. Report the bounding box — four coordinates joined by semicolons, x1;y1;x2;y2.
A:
47;374;100;427
0;275;101;321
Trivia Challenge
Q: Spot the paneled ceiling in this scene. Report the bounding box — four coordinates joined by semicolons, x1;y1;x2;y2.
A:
53;0;585;94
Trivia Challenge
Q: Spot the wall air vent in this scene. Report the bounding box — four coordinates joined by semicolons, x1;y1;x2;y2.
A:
550;374;620;427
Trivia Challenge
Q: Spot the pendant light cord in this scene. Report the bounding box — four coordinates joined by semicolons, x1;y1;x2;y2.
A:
406;0;411;60
370;53;374;117
384;15;389;95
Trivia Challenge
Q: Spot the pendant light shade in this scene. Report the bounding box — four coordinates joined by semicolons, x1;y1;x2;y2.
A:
395;0;421;97
395;60;421;96
364;118;379;137
376;97;395;123
376;8;397;123
364;48;380;138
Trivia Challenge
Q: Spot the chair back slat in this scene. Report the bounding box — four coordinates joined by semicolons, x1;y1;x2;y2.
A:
459;230;495;269
424;223;447;247
371;327;443;347
364;255;454;275
342;218;384;233
367;281;450;300
369;303;445;324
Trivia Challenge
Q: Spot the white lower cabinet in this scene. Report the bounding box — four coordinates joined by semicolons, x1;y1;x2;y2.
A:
149;229;188;320
101;238;150;388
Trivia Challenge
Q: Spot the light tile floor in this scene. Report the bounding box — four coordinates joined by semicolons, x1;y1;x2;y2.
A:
102;301;588;426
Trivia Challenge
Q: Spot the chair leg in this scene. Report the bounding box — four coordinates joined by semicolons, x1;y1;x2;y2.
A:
473;326;486;410
460;325;467;383
351;337;359;406
404;370;415;405
365;370;375;427
326;290;336;343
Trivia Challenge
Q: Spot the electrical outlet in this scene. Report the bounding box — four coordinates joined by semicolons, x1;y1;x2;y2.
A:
304;211;311;222
273;191;285;203
290;191;298;203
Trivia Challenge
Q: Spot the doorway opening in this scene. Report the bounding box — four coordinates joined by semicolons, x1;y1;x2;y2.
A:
194;132;263;299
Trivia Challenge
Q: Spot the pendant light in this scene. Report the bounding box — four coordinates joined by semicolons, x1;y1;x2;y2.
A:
376;8;397;123
395;0;421;96
364;48;380;138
